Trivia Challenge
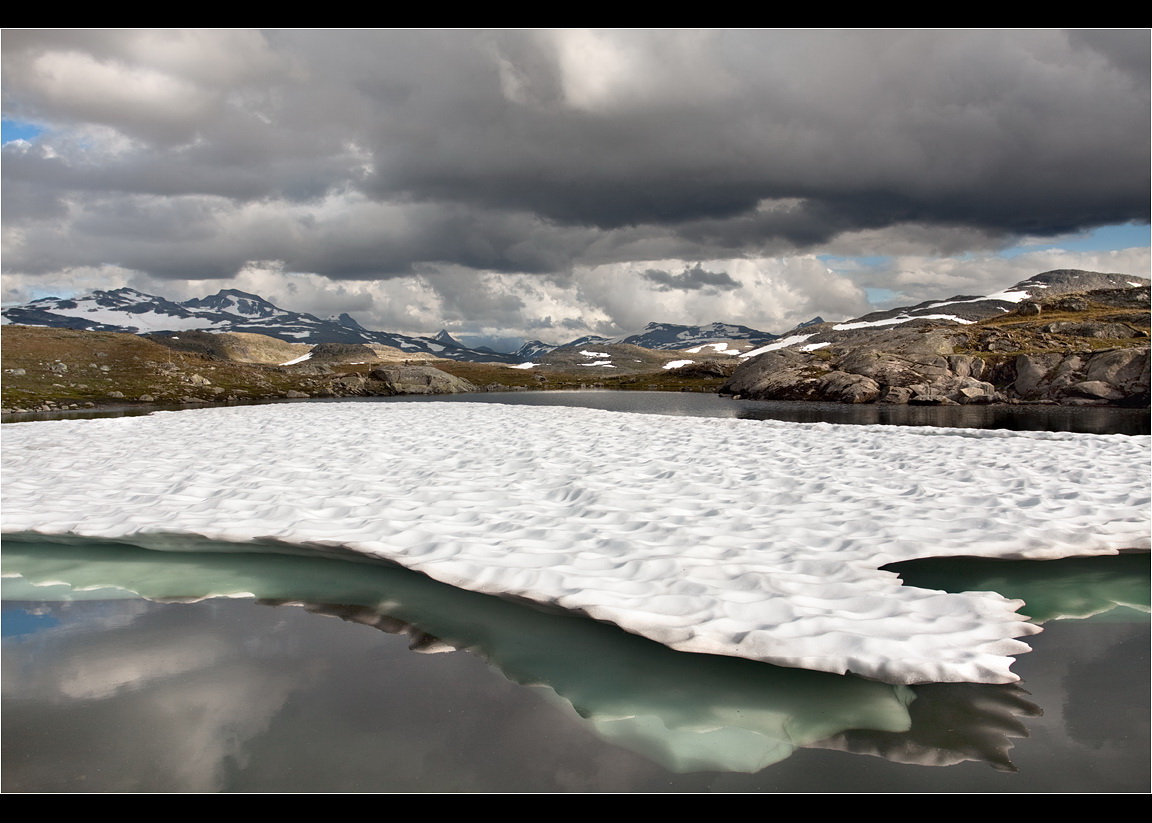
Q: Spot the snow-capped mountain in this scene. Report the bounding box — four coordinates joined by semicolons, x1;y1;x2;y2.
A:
514;321;779;358
730;269;1151;363
329;313;369;332
433;329;465;348
828;270;1149;332
615;321;780;350
513;340;561;360
180;289;290;319
2;287;784;365
1;288;526;364
2;288;222;334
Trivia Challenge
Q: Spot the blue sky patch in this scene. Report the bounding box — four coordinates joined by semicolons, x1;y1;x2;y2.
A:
1003;223;1151;257
2;606;60;638
2;119;45;145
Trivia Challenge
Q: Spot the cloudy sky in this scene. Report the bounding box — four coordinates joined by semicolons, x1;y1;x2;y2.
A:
2;29;1148;349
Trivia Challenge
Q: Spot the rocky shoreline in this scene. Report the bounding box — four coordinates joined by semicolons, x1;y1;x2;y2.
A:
721;277;1149;408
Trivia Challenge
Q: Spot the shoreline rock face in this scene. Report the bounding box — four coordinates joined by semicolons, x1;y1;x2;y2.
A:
368;366;478;396
325;365;479;397
724;333;1149;408
722;274;1150;407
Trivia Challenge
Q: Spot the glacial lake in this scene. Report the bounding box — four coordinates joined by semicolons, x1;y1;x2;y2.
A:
3;392;1149;792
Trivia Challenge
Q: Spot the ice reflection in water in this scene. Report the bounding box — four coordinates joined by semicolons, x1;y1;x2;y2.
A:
5;534;916;774
6;532;1146;789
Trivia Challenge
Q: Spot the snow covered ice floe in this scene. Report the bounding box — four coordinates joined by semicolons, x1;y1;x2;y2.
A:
2;403;1148;685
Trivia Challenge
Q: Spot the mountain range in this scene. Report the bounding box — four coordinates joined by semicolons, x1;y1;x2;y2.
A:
3;269;1146;367
1;287;785;363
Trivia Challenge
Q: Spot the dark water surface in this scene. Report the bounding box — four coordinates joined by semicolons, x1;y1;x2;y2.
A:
3;392;1148;792
6;390;1149;434
349;390;1152;435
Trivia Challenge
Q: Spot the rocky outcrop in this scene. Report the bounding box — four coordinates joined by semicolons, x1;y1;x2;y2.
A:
324;366;478;398
1010;348;1150;405
724;327;1006;406
367;366;477;395
727;338;1150;407
305;342;379;364
722;275;1150;408
665;360;739;379
1037;321;1145;339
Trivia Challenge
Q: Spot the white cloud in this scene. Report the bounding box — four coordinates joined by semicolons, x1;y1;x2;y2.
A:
869;247;1151;308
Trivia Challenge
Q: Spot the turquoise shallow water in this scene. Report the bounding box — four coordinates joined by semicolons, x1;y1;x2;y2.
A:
3;393;1148;792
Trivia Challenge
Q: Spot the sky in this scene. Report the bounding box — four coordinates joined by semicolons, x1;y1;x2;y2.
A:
2;29;1148;350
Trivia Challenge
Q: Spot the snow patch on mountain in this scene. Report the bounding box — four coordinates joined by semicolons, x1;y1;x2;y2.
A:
833;314;975;331
740;334;816;358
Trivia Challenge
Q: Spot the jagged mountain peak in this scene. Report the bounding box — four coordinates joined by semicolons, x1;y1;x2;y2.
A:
433;329;464;347
182;289;283;318
329;312;368;331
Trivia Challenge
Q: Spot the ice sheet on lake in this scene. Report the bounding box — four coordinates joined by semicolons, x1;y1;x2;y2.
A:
2;403;1148;685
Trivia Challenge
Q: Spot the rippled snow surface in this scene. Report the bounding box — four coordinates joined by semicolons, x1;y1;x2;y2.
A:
3;403;1148;684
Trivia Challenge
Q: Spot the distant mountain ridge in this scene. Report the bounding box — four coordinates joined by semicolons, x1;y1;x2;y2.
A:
2;288;785;363
5;271;1145;369
515;321;782;359
1;287;531;364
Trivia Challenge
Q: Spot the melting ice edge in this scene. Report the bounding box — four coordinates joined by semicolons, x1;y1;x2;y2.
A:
2;402;1148;684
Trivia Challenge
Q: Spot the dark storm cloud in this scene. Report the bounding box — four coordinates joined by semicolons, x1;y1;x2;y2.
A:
1066;29;1150;87
1;137;355;205
2;188;605;280
2;29;1148;284
641;264;738;292
351;29;1150;238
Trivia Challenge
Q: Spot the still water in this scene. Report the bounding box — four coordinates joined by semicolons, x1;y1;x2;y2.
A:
3;393;1149;792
